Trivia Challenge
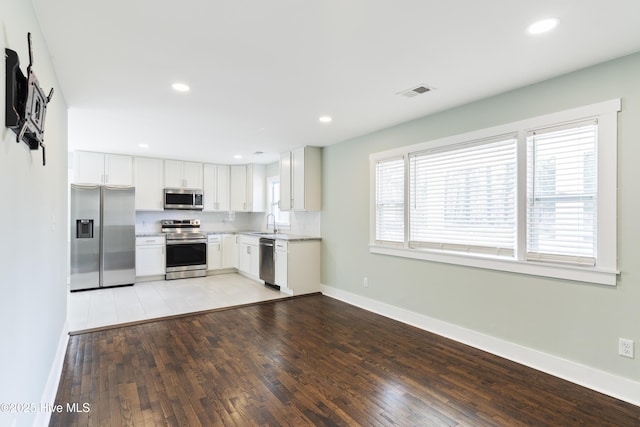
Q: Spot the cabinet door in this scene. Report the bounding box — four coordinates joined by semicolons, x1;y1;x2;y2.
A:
279;152;292;211
135;245;165;276
104;154;133;186
164;160;184;187
248;244;260;277
204;164;230;211
222;234;237;268
230;165;248;211
291;147;306;210
238;243;250;273
217;165;231;211
249;164;266;212
203;164;218;211
183;161;203;189
275;249;288;288
134;157;164;210
74;151;105;184
207;242;222;270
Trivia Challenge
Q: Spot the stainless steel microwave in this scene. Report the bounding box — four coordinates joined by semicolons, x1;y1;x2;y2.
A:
164;188;204;210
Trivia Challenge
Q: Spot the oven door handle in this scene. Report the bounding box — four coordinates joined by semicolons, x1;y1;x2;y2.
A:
166;239;207;245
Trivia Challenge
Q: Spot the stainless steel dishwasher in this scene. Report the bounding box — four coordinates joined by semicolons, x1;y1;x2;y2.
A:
259;238;278;289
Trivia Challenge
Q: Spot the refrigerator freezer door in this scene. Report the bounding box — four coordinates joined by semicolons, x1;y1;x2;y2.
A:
101;186;136;287
70;184;101;291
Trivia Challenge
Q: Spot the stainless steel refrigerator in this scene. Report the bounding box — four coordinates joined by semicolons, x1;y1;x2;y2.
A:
70;184;136;291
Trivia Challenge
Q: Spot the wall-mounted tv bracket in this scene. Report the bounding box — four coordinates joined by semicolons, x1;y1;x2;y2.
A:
5;32;54;166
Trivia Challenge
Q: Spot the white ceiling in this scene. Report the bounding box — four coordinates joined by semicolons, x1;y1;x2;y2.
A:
32;0;640;165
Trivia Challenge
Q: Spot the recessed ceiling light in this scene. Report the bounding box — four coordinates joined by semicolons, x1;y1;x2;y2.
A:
171;82;190;92
319;116;332;123
527;18;558;35
138;143;149;149
234;154;243;159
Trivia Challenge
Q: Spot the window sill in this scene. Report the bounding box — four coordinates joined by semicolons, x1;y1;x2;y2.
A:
369;244;618;286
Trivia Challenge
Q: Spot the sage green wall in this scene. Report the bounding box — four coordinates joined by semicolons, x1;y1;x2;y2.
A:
321;52;640;381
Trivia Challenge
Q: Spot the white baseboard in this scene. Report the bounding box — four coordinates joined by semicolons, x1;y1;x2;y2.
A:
34;322;69;427
321;284;640;407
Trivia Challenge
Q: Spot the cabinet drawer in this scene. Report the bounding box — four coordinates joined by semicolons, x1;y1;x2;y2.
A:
136;236;165;246
207;234;222;243
237;234;259;246
275;240;288;251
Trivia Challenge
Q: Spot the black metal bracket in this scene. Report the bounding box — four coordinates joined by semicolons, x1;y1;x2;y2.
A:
5;32;53;166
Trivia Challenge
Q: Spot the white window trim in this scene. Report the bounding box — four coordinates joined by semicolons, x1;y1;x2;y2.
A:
369;99;620;286
267;176;291;229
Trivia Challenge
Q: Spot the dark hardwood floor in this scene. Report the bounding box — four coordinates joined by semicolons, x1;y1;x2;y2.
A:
51;294;640;426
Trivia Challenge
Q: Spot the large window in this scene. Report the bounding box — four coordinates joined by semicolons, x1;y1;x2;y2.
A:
409;136;517;257
526;121;597;266
370;100;619;286
375;157;404;243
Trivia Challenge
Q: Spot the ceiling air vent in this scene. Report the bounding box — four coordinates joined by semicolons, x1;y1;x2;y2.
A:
397;84;434;98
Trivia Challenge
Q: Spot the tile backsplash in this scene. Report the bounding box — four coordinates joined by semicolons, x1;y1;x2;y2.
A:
136;210;321;237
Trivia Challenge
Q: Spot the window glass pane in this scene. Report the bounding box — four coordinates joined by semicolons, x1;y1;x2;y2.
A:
409;137;517;256
375;157;404;242
526;121;597;265
271;180;290;226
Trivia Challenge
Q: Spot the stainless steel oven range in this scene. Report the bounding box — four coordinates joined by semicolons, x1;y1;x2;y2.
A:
161;219;207;280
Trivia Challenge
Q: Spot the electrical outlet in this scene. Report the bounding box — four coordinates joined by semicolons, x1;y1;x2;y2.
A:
363;277;369;288
618;338;634;358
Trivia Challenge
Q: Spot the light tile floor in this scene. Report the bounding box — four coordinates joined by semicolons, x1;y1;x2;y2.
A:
67;273;284;332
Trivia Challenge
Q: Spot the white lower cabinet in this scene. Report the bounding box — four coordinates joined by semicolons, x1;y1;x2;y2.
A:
222;234;238;269
207;235;222;271
274;240;288;290
274;239;320;295
135;236;165;278
237;235;260;279
208;233;238;272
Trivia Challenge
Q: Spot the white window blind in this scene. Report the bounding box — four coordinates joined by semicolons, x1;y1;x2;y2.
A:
409;136;517;256
526;120;598;266
375;157;405;243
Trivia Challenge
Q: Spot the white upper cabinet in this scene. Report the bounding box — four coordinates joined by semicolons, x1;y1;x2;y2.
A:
203;164;230;211
279;152;292;211
74;151;268;213
73;151;133;186
134;157;164;210
280;146;321;211
229;165;247;212
230;164;265;212
164;160;203;189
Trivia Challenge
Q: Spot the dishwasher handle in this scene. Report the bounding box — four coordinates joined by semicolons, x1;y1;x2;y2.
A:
259;238;275;247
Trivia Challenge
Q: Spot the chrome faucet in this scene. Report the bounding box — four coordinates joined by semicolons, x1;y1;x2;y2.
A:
266;213;278;234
